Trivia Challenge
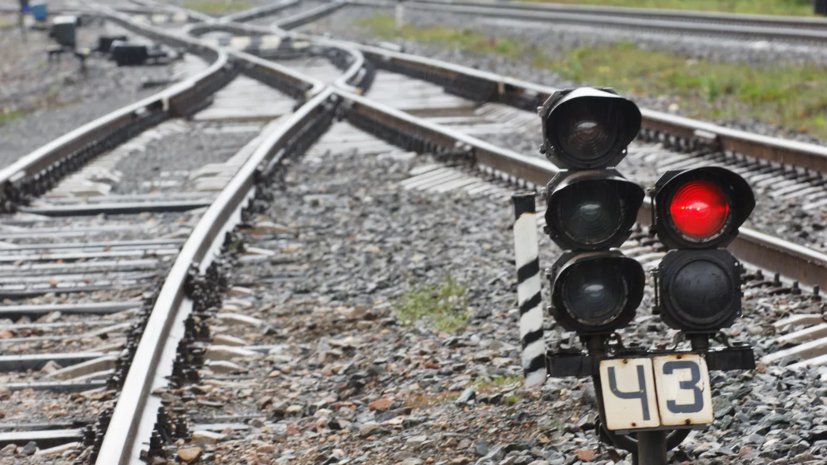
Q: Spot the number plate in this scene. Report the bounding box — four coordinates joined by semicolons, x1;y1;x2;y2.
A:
599;354;713;431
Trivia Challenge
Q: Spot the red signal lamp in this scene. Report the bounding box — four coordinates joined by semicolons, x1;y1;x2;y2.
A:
654;167;754;250
669;180;730;240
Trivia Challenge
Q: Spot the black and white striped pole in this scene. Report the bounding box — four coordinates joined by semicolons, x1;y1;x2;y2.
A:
512;192;546;388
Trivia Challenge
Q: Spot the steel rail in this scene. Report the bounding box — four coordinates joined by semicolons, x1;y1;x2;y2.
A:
273;1;345;29
214;5;827;173
127;0;215;23
396;2;827;43
0;4;232;207
341;43;827;173
388;0;827;31
219;0;300;23
191;1;827;174
179;4;827;288
348;0;827;40
229;47;328;97
81;5;334;462
185;17;368;93
77;4;827;461
92;68;335;465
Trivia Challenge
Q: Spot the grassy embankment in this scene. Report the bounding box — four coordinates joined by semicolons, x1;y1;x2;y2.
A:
182;0;255;14
360;13;827;138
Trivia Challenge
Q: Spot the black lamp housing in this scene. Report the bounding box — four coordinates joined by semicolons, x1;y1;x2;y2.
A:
654;167;755;250
540;87;642;170
549;251;645;334
657;249;742;332
545;170;645;251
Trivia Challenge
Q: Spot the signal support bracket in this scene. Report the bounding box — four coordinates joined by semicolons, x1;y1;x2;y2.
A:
545;344;755;378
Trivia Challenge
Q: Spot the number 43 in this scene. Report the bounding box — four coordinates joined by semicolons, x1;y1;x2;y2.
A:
598;354;714;431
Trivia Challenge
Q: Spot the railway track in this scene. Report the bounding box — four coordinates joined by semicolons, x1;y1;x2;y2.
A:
0;5;318;460
348;0;827;44
2;0;827;461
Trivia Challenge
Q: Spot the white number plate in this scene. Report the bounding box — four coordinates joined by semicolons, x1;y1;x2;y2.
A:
599;354;713;431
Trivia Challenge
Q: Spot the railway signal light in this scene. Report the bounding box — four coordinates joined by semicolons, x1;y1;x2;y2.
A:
540;87;641;170
657;250;741;332
533;90;757;465
653;167;754;250
545;170;644;251
653;167;755;333
541;87;644;335
549;251;644;334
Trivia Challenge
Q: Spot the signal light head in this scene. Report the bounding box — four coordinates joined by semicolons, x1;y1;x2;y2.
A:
550;252;644;334
540;87;641;170
655;167;755;249
658;250;742;332
545;170;644;250
669;180;729;239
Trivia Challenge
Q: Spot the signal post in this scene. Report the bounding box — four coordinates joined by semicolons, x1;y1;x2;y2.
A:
527;87;757;465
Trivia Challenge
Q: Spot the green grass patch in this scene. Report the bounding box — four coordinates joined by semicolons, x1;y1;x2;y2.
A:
0;108;24;126
504;394;521;406
540;42;827;136
475;375;521;391
358;14;528;59
359;13;827;138
395;274;470;332
182;0;254;14
520;0;814;16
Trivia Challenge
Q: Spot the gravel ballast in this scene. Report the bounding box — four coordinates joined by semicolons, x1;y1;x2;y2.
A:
151;123;827;465
0;18;203;169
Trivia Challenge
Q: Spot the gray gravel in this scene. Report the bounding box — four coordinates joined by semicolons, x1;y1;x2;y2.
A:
153;123;827;465
111;121;259;195
0;18;196;169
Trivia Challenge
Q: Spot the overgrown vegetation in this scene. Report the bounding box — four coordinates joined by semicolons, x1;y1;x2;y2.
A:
182;0;254;14
395;275;470;332
360;14;827;138
523;0;814;16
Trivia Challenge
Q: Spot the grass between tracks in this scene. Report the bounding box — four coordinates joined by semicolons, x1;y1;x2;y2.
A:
359;13;827;138
395;274;470;333
521;0;815;16
0;108;24;126
182;0;255;14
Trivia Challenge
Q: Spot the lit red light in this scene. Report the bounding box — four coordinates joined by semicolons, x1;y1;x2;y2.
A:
669;180;730;239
